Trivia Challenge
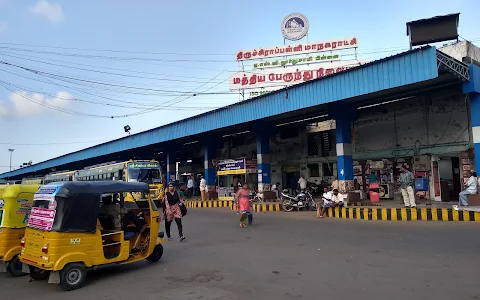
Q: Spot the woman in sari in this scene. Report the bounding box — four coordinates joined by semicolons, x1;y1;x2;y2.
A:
235;183;251;228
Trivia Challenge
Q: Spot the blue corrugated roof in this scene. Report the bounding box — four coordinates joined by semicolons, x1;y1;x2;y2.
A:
0;46;440;179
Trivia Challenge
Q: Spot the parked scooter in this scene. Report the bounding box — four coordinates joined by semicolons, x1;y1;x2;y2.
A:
249;190;263;203
281;188;317;212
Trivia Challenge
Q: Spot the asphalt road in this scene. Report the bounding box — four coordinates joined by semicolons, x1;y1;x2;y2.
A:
1;209;480;300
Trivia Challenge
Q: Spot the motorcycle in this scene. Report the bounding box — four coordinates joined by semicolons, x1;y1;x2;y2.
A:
249;190;263;203
307;182;321;197
281;188;317;212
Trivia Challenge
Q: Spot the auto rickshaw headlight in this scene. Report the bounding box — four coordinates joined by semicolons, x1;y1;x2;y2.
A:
20;237;25;247
41;242;49;254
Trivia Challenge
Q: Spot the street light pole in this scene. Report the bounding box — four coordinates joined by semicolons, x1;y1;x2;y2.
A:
8;149;14;171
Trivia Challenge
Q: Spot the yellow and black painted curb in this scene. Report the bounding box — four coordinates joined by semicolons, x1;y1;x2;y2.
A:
184;200;282;212
317;206;480;222
231;203;282;212
184;200;234;209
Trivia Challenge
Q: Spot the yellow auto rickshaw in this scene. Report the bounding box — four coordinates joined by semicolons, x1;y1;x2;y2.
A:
20;181;164;291
0;184;40;276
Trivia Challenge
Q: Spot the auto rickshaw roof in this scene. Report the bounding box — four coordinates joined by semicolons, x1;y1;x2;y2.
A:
1;184;41;198
48;181;150;198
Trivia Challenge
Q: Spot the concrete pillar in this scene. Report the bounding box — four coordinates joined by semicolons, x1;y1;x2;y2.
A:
463;65;480;173
256;130;271;192
204;143;216;191
329;102;356;193
166;152;176;183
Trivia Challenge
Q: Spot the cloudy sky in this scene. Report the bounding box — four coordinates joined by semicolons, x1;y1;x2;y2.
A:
0;0;478;173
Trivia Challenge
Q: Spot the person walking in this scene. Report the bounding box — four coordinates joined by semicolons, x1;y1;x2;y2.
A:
235;183;251;228
187;176;194;199
200;176;207;201
399;166;416;208
193;177;199;196
163;182;185;241
459;171;477;207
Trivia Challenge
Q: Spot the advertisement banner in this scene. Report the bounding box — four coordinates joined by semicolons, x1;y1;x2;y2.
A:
253;54;341;69
245;159;257;170
217;159;246;175
236;37;358;61
27;207;56;231
34;185;62;201
230;61;365;90
0;198;33;227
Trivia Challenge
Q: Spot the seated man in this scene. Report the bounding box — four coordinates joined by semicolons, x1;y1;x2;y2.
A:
331;189;346;208
99;195;126;230
318;187;333;218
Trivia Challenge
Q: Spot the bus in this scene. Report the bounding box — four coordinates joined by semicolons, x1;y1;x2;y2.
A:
43;170;77;184
74;160;165;200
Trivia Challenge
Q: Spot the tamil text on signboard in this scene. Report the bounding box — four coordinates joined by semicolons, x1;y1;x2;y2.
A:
217;159;245;175
236;37;358;61
253;54;341;69
229;61;365;90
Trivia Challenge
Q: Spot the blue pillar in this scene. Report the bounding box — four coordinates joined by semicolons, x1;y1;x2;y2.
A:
329;102;356;192
204;143;216;188
463;64;480;173
166;152;176;183
255;125;273;192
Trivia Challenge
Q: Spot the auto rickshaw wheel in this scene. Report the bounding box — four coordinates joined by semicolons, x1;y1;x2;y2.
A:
60;263;86;291
6;255;24;277
29;266;50;281
146;244;163;262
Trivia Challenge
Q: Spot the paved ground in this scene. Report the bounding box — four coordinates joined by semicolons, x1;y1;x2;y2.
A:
1;209;480;300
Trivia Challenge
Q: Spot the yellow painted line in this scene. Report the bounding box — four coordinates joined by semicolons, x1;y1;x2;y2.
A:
400;208;407;221
441;208;449;221
392;208;399;221
348;207;353;219
372;208;378;220
356;208;361;220
452;209;459;221
475;212;480;222
411;208;417;221
420;208;427;221
431;209;438;221
381;208;387;221
463;210;470;221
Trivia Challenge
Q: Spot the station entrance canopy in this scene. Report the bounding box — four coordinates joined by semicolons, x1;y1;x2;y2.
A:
0;46;471;180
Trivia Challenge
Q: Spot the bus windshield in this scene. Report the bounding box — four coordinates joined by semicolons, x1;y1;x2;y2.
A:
128;168;161;184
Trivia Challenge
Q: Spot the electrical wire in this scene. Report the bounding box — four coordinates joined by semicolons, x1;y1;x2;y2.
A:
0;140;109;145
0;60;237;95
0;67;236;111
0;51;228;84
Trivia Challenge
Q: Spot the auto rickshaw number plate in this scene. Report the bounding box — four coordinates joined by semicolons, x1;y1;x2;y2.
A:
70;238;81;245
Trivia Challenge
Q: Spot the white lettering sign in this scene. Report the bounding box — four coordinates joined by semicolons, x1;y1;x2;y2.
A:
253;54;341;70
236;37;358;61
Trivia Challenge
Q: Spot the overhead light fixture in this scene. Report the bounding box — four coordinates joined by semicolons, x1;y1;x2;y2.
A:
183;141;199;145
222;130;250;138
186;159;192;163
